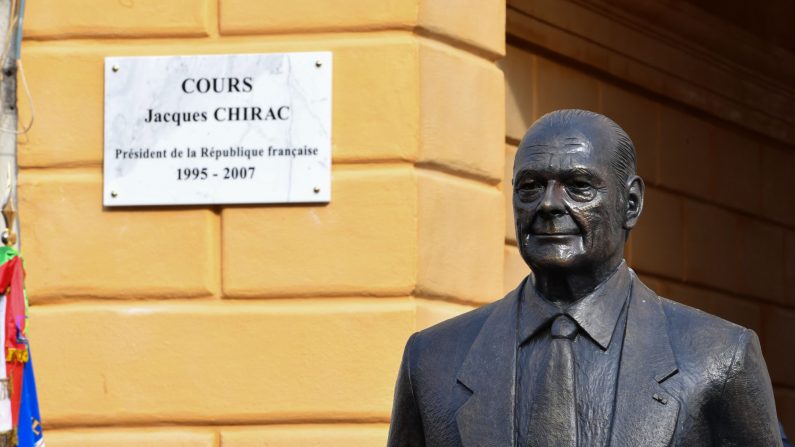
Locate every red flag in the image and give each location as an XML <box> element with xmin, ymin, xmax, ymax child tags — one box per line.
<box><xmin>0</xmin><ymin>256</ymin><xmax>26</xmax><ymax>429</ymax></box>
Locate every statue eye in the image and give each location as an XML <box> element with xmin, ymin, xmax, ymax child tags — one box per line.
<box><xmin>566</xmin><ymin>180</ymin><xmax>596</xmax><ymax>201</ymax></box>
<box><xmin>572</xmin><ymin>181</ymin><xmax>590</xmax><ymax>189</ymax></box>
<box><xmin>515</xmin><ymin>180</ymin><xmax>543</xmax><ymax>200</ymax></box>
<box><xmin>517</xmin><ymin>179</ymin><xmax>539</xmax><ymax>190</ymax></box>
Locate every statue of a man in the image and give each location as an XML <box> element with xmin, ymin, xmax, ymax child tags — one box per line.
<box><xmin>387</xmin><ymin>109</ymin><xmax>782</xmax><ymax>446</ymax></box>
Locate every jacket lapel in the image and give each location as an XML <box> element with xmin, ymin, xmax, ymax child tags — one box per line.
<box><xmin>455</xmin><ymin>282</ymin><xmax>522</xmax><ymax>447</ymax></box>
<box><xmin>610</xmin><ymin>274</ymin><xmax>680</xmax><ymax>447</ymax></box>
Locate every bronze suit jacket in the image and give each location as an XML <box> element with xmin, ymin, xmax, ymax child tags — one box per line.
<box><xmin>387</xmin><ymin>274</ymin><xmax>782</xmax><ymax>447</ymax></box>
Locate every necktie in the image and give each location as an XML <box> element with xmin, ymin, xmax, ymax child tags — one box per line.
<box><xmin>528</xmin><ymin>314</ymin><xmax>578</xmax><ymax>447</ymax></box>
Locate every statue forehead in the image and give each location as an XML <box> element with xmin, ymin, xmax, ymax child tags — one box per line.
<box><xmin>515</xmin><ymin>119</ymin><xmax>615</xmax><ymax>171</ymax></box>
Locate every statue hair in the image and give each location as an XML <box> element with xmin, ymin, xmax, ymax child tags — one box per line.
<box><xmin>522</xmin><ymin>109</ymin><xmax>637</xmax><ymax>187</ymax></box>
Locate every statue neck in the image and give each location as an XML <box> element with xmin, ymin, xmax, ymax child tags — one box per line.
<box><xmin>532</xmin><ymin>255</ymin><xmax>624</xmax><ymax>306</ymax></box>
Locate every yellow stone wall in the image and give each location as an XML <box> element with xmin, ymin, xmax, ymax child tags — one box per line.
<box><xmin>18</xmin><ymin>0</ymin><xmax>795</xmax><ymax>443</ymax></box>
<box><xmin>19</xmin><ymin>0</ymin><xmax>504</xmax><ymax>445</ymax></box>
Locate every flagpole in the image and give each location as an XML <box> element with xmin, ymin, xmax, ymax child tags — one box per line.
<box><xmin>0</xmin><ymin>0</ymin><xmax>19</xmax><ymax>252</ymax></box>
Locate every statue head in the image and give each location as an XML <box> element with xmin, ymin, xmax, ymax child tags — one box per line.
<box><xmin>513</xmin><ymin>109</ymin><xmax>644</xmax><ymax>278</ymax></box>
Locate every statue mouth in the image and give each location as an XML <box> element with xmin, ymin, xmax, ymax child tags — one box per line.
<box><xmin>529</xmin><ymin>218</ymin><xmax>580</xmax><ymax>236</ymax></box>
<box><xmin>532</xmin><ymin>231</ymin><xmax>579</xmax><ymax>236</ymax></box>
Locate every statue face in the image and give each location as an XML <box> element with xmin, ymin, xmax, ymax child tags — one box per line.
<box><xmin>513</xmin><ymin>124</ymin><xmax>628</xmax><ymax>274</ymax></box>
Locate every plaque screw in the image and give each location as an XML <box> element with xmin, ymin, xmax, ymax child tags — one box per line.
<box><xmin>313</xmin><ymin>186</ymin><xmax>321</xmax><ymax>193</ymax></box>
<box><xmin>112</xmin><ymin>65</ymin><xmax>120</xmax><ymax>72</ymax></box>
<box><xmin>110</xmin><ymin>191</ymin><xmax>118</xmax><ymax>198</ymax></box>
<box><xmin>315</xmin><ymin>61</ymin><xmax>322</xmax><ymax>68</ymax></box>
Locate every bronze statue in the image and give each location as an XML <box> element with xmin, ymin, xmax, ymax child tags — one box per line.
<box><xmin>388</xmin><ymin>110</ymin><xmax>782</xmax><ymax>446</ymax></box>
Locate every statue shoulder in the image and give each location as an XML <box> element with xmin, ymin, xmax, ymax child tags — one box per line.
<box><xmin>658</xmin><ymin>295</ymin><xmax>750</xmax><ymax>336</ymax></box>
<box><xmin>407</xmin><ymin>293</ymin><xmax>514</xmax><ymax>370</ymax></box>
<box><xmin>414</xmin><ymin>298</ymin><xmax>502</xmax><ymax>346</ymax></box>
<box><xmin>656</xmin><ymin>294</ymin><xmax>753</xmax><ymax>367</ymax></box>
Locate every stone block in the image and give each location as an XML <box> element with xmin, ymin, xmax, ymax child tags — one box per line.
<box><xmin>628</xmin><ymin>187</ymin><xmax>684</xmax><ymax>280</ymax></box>
<box><xmin>658</xmin><ymin>280</ymin><xmax>709</xmax><ymax>310</ymax></box>
<box><xmin>735</xmin><ymin>216</ymin><xmax>785</xmax><ymax>303</ymax></box>
<box><xmin>19</xmin><ymin>170</ymin><xmax>219</xmax><ymax>301</ymax></box>
<box><xmin>658</xmin><ymin>107</ymin><xmax>711</xmax><ymax>196</ymax></box>
<box><xmin>220</xmin><ymin>0</ymin><xmax>415</xmax><ymax>36</ymax></box>
<box><xmin>762</xmin><ymin>306</ymin><xmax>795</xmax><ymax>388</ymax></box>
<box><xmin>662</xmin><ymin>281</ymin><xmax>761</xmax><ymax>334</ymax></box>
<box><xmin>636</xmin><ymin>274</ymin><xmax>664</xmax><ymax>295</ymax></box>
<box><xmin>709</xmin><ymin>128</ymin><xmax>762</xmax><ymax>214</ymax></box>
<box><xmin>418</xmin><ymin>0</ymin><xmax>505</xmax><ymax>57</ymax></box>
<box><xmin>417</xmin><ymin>170</ymin><xmax>503</xmax><ymax>303</ymax></box>
<box><xmin>28</xmin><ymin>299</ymin><xmax>414</xmax><ymax>425</ymax></box>
<box><xmin>601</xmin><ymin>84</ymin><xmax>659</xmax><ymax>184</ymax></box>
<box><xmin>760</xmin><ymin>146</ymin><xmax>795</xmax><ymax>227</ymax></box>
<box><xmin>43</xmin><ymin>429</ymin><xmax>215</xmax><ymax>447</ymax></box>
<box><xmin>221</xmin><ymin>424</ymin><xmax>389</xmax><ymax>447</ymax></box>
<box><xmin>223</xmin><ymin>166</ymin><xmax>416</xmax><ymax>298</ymax></box>
<box><xmin>786</xmin><ymin>231</ymin><xmax>795</xmax><ymax>306</ymax></box>
<box><xmin>501</xmin><ymin>45</ymin><xmax>536</xmax><ymax>142</ymax></box>
<box><xmin>504</xmin><ymin>245</ymin><xmax>529</xmax><ymax>295</ymax></box>
<box><xmin>683</xmin><ymin>200</ymin><xmax>742</xmax><ymax>292</ymax></box>
<box><xmin>19</xmin><ymin>47</ymin><xmax>104</xmax><ymax>167</ymax></box>
<box><xmin>504</xmin><ymin>144</ymin><xmax>518</xmax><ymax>243</ymax></box>
<box><xmin>220</xmin><ymin>0</ymin><xmax>505</xmax><ymax>57</ymax></box>
<box><xmin>416</xmin><ymin>298</ymin><xmax>476</xmax><ymax>331</ymax></box>
<box><xmin>26</xmin><ymin>0</ymin><xmax>209</xmax><ymax>38</ymax></box>
<box><xmin>419</xmin><ymin>41</ymin><xmax>504</xmax><ymax>183</ymax></box>
<box><xmin>333</xmin><ymin>37</ymin><xmax>420</xmax><ymax>163</ymax></box>
<box><xmin>535</xmin><ymin>57</ymin><xmax>600</xmax><ymax>118</ymax></box>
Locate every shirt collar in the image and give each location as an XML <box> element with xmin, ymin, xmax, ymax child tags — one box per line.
<box><xmin>518</xmin><ymin>260</ymin><xmax>631</xmax><ymax>350</ymax></box>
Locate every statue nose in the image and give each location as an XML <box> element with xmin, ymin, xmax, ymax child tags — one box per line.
<box><xmin>538</xmin><ymin>181</ymin><xmax>566</xmax><ymax>216</ymax></box>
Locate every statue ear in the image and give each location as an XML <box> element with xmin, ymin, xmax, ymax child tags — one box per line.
<box><xmin>623</xmin><ymin>175</ymin><xmax>644</xmax><ymax>230</ymax></box>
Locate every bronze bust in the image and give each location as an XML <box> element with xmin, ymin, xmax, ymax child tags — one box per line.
<box><xmin>388</xmin><ymin>110</ymin><xmax>781</xmax><ymax>446</ymax></box>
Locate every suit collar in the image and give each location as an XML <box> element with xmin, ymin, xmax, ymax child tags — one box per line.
<box><xmin>519</xmin><ymin>261</ymin><xmax>632</xmax><ymax>350</ymax></box>
<box><xmin>609</xmin><ymin>271</ymin><xmax>680</xmax><ymax>446</ymax></box>
<box><xmin>517</xmin><ymin>278</ymin><xmax>557</xmax><ymax>344</ymax></box>
<box><xmin>568</xmin><ymin>261</ymin><xmax>631</xmax><ymax>349</ymax></box>
<box><xmin>455</xmin><ymin>281</ymin><xmax>522</xmax><ymax>447</ymax></box>
<box><xmin>623</xmin><ymin>271</ymin><xmax>678</xmax><ymax>382</ymax></box>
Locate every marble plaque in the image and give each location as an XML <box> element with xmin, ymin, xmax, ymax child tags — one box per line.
<box><xmin>103</xmin><ymin>52</ymin><xmax>332</xmax><ymax>206</ymax></box>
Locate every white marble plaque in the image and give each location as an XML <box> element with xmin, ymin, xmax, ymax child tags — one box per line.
<box><xmin>103</xmin><ymin>52</ymin><xmax>332</xmax><ymax>206</ymax></box>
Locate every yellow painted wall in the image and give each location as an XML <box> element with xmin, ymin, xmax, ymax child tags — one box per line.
<box><xmin>18</xmin><ymin>0</ymin><xmax>505</xmax><ymax>445</ymax></box>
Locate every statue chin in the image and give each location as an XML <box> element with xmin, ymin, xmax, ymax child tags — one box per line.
<box><xmin>520</xmin><ymin>234</ymin><xmax>587</xmax><ymax>272</ymax></box>
<box><xmin>520</xmin><ymin>248</ymin><xmax>586</xmax><ymax>274</ymax></box>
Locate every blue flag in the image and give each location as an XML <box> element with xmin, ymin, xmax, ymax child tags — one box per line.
<box><xmin>16</xmin><ymin>346</ymin><xmax>43</xmax><ymax>447</ymax></box>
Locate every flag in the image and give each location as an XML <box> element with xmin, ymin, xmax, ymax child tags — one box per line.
<box><xmin>17</xmin><ymin>350</ymin><xmax>42</xmax><ymax>447</ymax></box>
<box><xmin>0</xmin><ymin>246</ymin><xmax>43</xmax><ymax>446</ymax></box>
<box><xmin>0</xmin><ymin>290</ymin><xmax>11</xmax><ymax>446</ymax></box>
